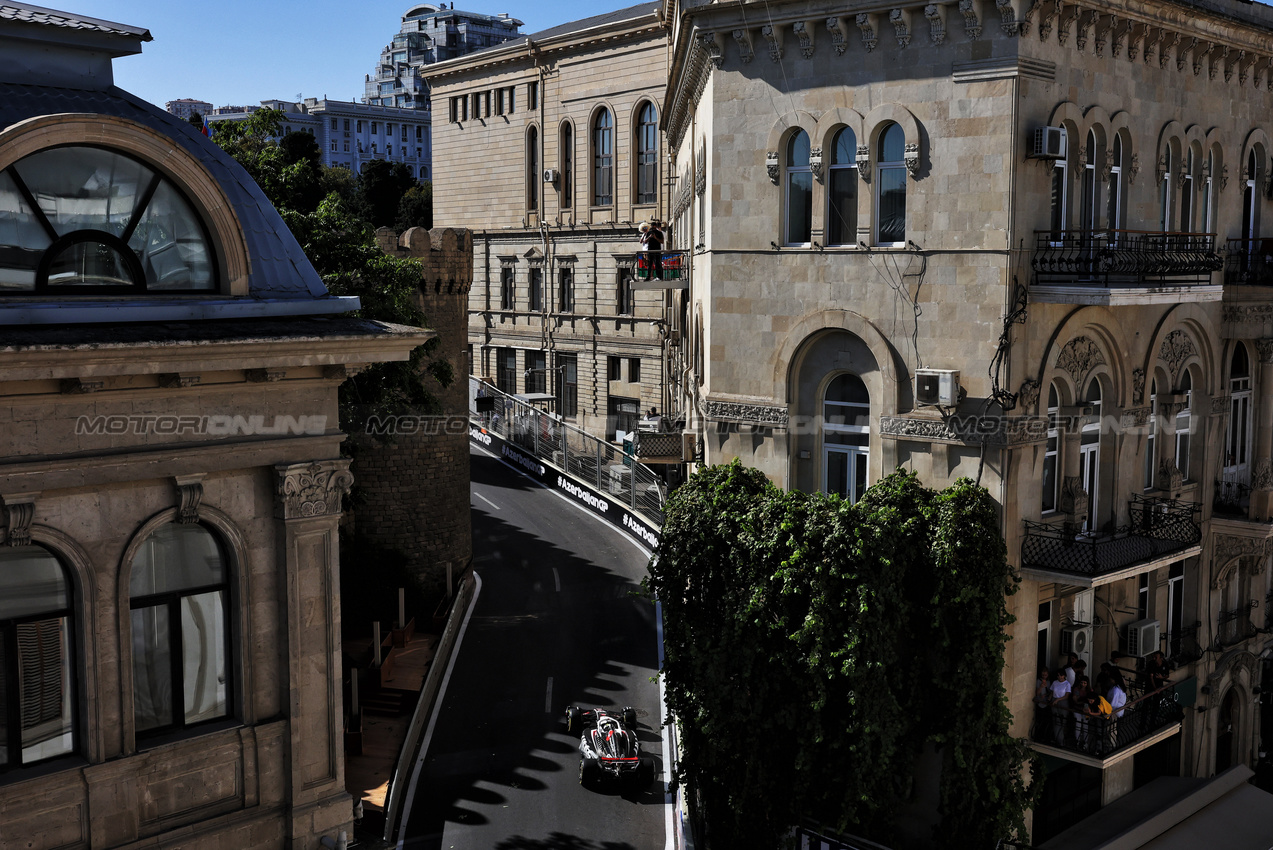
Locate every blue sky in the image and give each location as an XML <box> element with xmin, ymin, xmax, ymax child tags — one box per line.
<box><xmin>65</xmin><ymin>1</ymin><xmax>591</xmax><ymax>109</ymax></box>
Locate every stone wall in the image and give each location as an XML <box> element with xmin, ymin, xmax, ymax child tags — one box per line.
<box><xmin>352</xmin><ymin>227</ymin><xmax>474</xmax><ymax>597</ymax></box>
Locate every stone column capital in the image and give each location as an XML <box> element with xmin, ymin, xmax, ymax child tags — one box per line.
<box><xmin>1256</xmin><ymin>338</ymin><xmax>1273</xmax><ymax>364</ymax></box>
<box><xmin>275</xmin><ymin>460</ymin><xmax>353</xmax><ymax>521</ymax></box>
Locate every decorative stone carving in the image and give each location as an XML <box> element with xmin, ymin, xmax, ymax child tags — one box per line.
<box><xmin>1160</xmin><ymin>330</ymin><xmax>1196</xmax><ymax>382</ymax></box>
<box><xmin>1101</xmin><ymin>148</ymin><xmax>1115</xmax><ymax>182</ymax></box>
<box><xmin>1128</xmin><ymin>153</ymin><xmax>1140</xmax><ymax>185</ymax></box>
<box><xmin>1056</xmin><ymin>336</ymin><xmax>1107</xmax><ymax>384</ymax></box>
<box><xmin>1121</xmin><ymin>407</ymin><xmax>1152</xmax><ymax>428</ymax></box>
<box><xmin>159</xmin><ymin>373</ymin><xmax>201</xmax><ymax>388</ymax></box>
<box><xmin>275</xmin><ymin>460</ymin><xmax>354</xmax><ymax>520</ymax></box>
<box><xmin>959</xmin><ymin>0</ymin><xmax>982</xmax><ymax>40</ymax></box>
<box><xmin>1126</xmin><ymin>21</ymin><xmax>1143</xmax><ymax>61</ymax></box>
<box><xmin>1212</xmin><ymin>534</ymin><xmax>1273</xmax><ymax>583</ymax></box>
<box><xmin>1018</xmin><ymin>377</ymin><xmax>1041</xmax><ymax>410</ymax></box>
<box><xmin>60</xmin><ymin>378</ymin><xmax>104</xmax><ymax>394</ymax></box>
<box><xmin>1158</xmin><ymin>458</ymin><xmax>1184</xmax><ymax>494</ymax></box>
<box><xmin>1057</xmin><ymin>5</ymin><xmax>1079</xmax><ymax>46</ymax></box>
<box><xmin>826</xmin><ymin>17</ymin><xmax>849</xmax><ymax>55</ymax></box>
<box><xmin>761</xmin><ymin>24</ymin><xmax>783</xmax><ymax>61</ymax></box>
<box><xmin>246</xmin><ymin>369</ymin><xmax>286</xmax><ymax>383</ymax></box>
<box><xmin>1142</xmin><ymin>27</ymin><xmax>1161</xmax><ymax>65</ymax></box>
<box><xmin>1078</xmin><ymin>143</ymin><xmax>1089</xmax><ymax>171</ymax></box>
<box><xmin>1177</xmin><ymin>36</ymin><xmax>1197</xmax><ymax>73</ymax></box>
<box><xmin>1234</xmin><ymin>50</ymin><xmax>1248</xmax><ymax>85</ymax></box>
<box><xmin>1111</xmin><ymin>18</ymin><xmax>1131</xmax><ymax>57</ymax></box>
<box><xmin>732</xmin><ymin>28</ymin><xmax>754</xmax><ymax>63</ymax></box>
<box><xmin>1160</xmin><ymin>32</ymin><xmax>1180</xmax><ymax>70</ymax></box>
<box><xmin>890</xmin><ymin>9</ymin><xmax>911</xmax><ymax>47</ymax></box>
<box><xmin>1075</xmin><ymin>9</ymin><xmax>1096</xmax><ymax>52</ymax></box>
<box><xmin>1253</xmin><ymin>56</ymin><xmax>1268</xmax><ymax>90</ymax></box>
<box><xmin>697</xmin><ymin>32</ymin><xmax>723</xmax><ymax>69</ymax></box>
<box><xmin>904</xmin><ymin>142</ymin><xmax>921</xmax><ymax>178</ymax></box>
<box><xmin>857</xmin><ymin>13</ymin><xmax>878</xmax><ymax>52</ymax></box>
<box><xmin>1193</xmin><ymin>41</ymin><xmax>1213</xmax><ymax>77</ymax></box>
<box><xmin>1210</xmin><ymin>394</ymin><xmax>1230</xmax><ymax>415</ymax></box>
<box><xmin>1036</xmin><ymin>0</ymin><xmax>1060</xmax><ymax>41</ymax></box>
<box><xmin>703</xmin><ymin>400</ymin><xmax>790</xmax><ymax>427</ymax></box>
<box><xmin>1219</xmin><ymin>163</ymin><xmax>1229</xmax><ymax>192</ymax></box>
<box><xmin>1</xmin><ymin>493</ymin><xmax>37</xmax><ymax>548</ymax></box>
<box><xmin>878</xmin><ymin>415</ymin><xmax>1049</xmax><ymax>446</ymax></box>
<box><xmin>809</xmin><ymin>147</ymin><xmax>823</xmax><ymax>179</ymax></box>
<box><xmin>1155</xmin><ymin>153</ymin><xmax>1168</xmax><ymax>184</ymax></box>
<box><xmin>856</xmin><ymin>145</ymin><xmax>872</xmax><ymax>182</ymax></box>
<box><xmin>1132</xmin><ymin>367</ymin><xmax>1146</xmax><ymax>405</ymax></box>
<box><xmin>1060</xmin><ymin>476</ymin><xmax>1088</xmax><ymax>518</ymax></box>
<box><xmin>1256</xmin><ymin>338</ymin><xmax>1273</xmax><ymax>363</ymax></box>
<box><xmin>996</xmin><ymin>0</ymin><xmax>1020</xmax><ymax>36</ymax></box>
<box><xmin>174</xmin><ymin>474</ymin><xmax>205</xmax><ymax>524</ymax></box>
<box><xmin>925</xmin><ymin>4</ymin><xmax>946</xmax><ymax>44</ymax></box>
<box><xmin>766</xmin><ymin>150</ymin><xmax>780</xmax><ymax>182</ymax></box>
<box><xmin>793</xmin><ymin>21</ymin><xmax>814</xmax><ymax>58</ymax></box>
<box><xmin>1094</xmin><ymin>13</ymin><xmax>1112</xmax><ymax>56</ymax></box>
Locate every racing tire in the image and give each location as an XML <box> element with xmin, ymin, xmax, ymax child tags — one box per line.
<box><xmin>622</xmin><ymin>706</ymin><xmax>637</xmax><ymax>728</ymax></box>
<box><xmin>637</xmin><ymin>757</ymin><xmax>656</xmax><ymax>788</ymax></box>
<box><xmin>579</xmin><ymin>756</ymin><xmax>600</xmax><ymax>787</ymax></box>
<box><xmin>566</xmin><ymin>705</ymin><xmax>581</xmax><ymax>735</ymax></box>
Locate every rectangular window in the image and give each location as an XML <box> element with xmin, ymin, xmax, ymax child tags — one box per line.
<box><xmin>1145</xmin><ymin>389</ymin><xmax>1158</xmax><ymax>489</ymax></box>
<box><xmin>1137</xmin><ymin>574</ymin><xmax>1150</xmax><ymax>621</ymax></box>
<box><xmin>330</xmin><ymin>118</ymin><xmax>338</xmax><ymax>129</ymax></box>
<box><xmin>402</xmin><ymin>125</ymin><xmax>408</xmax><ymax>141</ymax></box>
<box><xmin>500</xmin><ymin>266</ymin><xmax>515</xmax><ymax>310</ymax></box>
<box><xmin>558</xmin><ymin>267</ymin><xmax>573</xmax><ymax>312</ymax></box>
<box><xmin>628</xmin><ymin>357</ymin><xmax>640</xmax><ymax>384</ymax></box>
<box><xmin>331</xmin><ymin>142</ymin><xmax>337</xmax><ymax>152</ymax></box>
<box><xmin>1036</xmin><ymin>600</ymin><xmax>1052</xmax><ymax>676</ymax></box>
<box><xmin>556</xmin><ymin>353</ymin><xmax>578</xmax><ymax>418</ymax></box>
<box><xmin>1167</xmin><ymin>561</ymin><xmax>1185</xmax><ymax>658</ymax></box>
<box><xmin>608</xmin><ymin>356</ymin><xmax>622</xmax><ymax>382</ymax></box>
<box><xmin>496</xmin><ymin>348</ymin><xmax>517</xmax><ymax>393</ymax></box>
<box><xmin>357</xmin><ymin>120</ymin><xmax>363</xmax><ymax>132</ymax></box>
<box><xmin>528</xmin><ymin>80</ymin><xmax>539</xmax><ymax>111</ymax></box>
<box><xmin>528</xmin><ymin>267</ymin><xmax>542</xmax><ymax>312</ymax></box>
<box><xmin>471</xmin><ymin>93</ymin><xmax>481</xmax><ymax>118</ymax></box>
<box><xmin>344</xmin><ymin>119</ymin><xmax>350</xmax><ymax>131</ymax></box>
<box><xmin>525</xmin><ymin>350</ymin><xmax>546</xmax><ymax>394</ymax></box>
<box><xmin>495</xmin><ymin>88</ymin><xmax>505</xmax><ymax>115</ymax></box>
<box><xmin>1042</xmin><ymin>403</ymin><xmax>1058</xmax><ymax>513</ymax></box>
<box><xmin>617</xmin><ymin>266</ymin><xmax>634</xmax><ymax>315</ymax></box>
<box><xmin>371</xmin><ymin>122</ymin><xmax>378</xmax><ymax>133</ymax></box>
<box><xmin>450</xmin><ymin>98</ymin><xmax>459</xmax><ymax>123</ymax></box>
<box><xmin>876</xmin><ymin>166</ymin><xmax>906</xmax><ymax>245</ymax></box>
<box><xmin>608</xmin><ymin>395</ymin><xmax>640</xmax><ymax>439</ymax></box>
<box><xmin>344</xmin><ymin>141</ymin><xmax>349</xmax><ymax>152</ymax></box>
<box><xmin>1050</xmin><ymin>158</ymin><xmax>1067</xmax><ymax>242</ymax></box>
<box><xmin>508</xmin><ymin>86</ymin><xmax>515</xmax><ymax>113</ymax></box>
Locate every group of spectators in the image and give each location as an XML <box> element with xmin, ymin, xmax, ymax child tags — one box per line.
<box><xmin>1035</xmin><ymin>652</ymin><xmax>1148</xmax><ymax>753</ymax></box>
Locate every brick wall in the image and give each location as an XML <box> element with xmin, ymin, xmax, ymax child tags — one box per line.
<box><xmin>353</xmin><ymin>227</ymin><xmax>473</xmax><ymax>598</ymax></box>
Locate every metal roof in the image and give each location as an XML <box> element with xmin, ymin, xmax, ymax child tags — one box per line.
<box><xmin>0</xmin><ymin>1</ymin><xmax>150</xmax><ymax>39</ymax></box>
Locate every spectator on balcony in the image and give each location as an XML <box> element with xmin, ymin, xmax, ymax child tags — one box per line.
<box><xmin>1070</xmin><ymin>675</ymin><xmax>1092</xmax><ymax>746</ymax></box>
<box><xmin>1062</xmin><ymin>652</ymin><xmax>1079</xmax><ymax>686</ymax></box>
<box><xmin>1083</xmin><ymin>690</ymin><xmax>1114</xmax><ymax>753</ymax></box>
<box><xmin>639</xmin><ymin>220</ymin><xmax>664</xmax><ymax>279</ymax></box>
<box><xmin>1034</xmin><ymin>668</ymin><xmax>1054</xmax><ymax>710</ymax></box>
<box><xmin>1107</xmin><ymin>674</ymin><xmax>1127</xmax><ymax>720</ymax></box>
<box><xmin>1145</xmin><ymin>651</ymin><xmax>1170</xmax><ymax>692</ymax></box>
<box><xmin>1049</xmin><ymin>667</ymin><xmax>1072</xmax><ymax>744</ymax></box>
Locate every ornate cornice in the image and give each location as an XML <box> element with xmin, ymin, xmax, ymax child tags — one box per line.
<box><xmin>890</xmin><ymin>8</ymin><xmax>912</xmax><ymax>47</ymax></box>
<box><xmin>0</xmin><ymin>492</ymin><xmax>38</xmax><ymax>547</ymax></box>
<box><xmin>826</xmin><ymin>16</ymin><xmax>849</xmax><ymax>55</ymax></box>
<box><xmin>793</xmin><ymin>21</ymin><xmax>814</xmax><ymax>58</ymax></box>
<box><xmin>959</xmin><ymin>0</ymin><xmax>982</xmax><ymax>40</ymax></box>
<box><xmin>703</xmin><ymin>399</ymin><xmax>790</xmax><ymax>427</ymax></box>
<box><xmin>857</xmin><ymin>12</ymin><xmax>878</xmax><ymax>52</ymax></box>
<box><xmin>878</xmin><ymin>415</ymin><xmax>1048</xmax><ymax>445</ymax></box>
<box><xmin>761</xmin><ymin>23</ymin><xmax>783</xmax><ymax>61</ymax></box>
<box><xmin>275</xmin><ymin>460</ymin><xmax>353</xmax><ymax>520</ymax></box>
<box><xmin>925</xmin><ymin>4</ymin><xmax>946</xmax><ymax>44</ymax></box>
<box><xmin>1121</xmin><ymin>406</ymin><xmax>1151</xmax><ymax>428</ymax></box>
<box><xmin>733</xmin><ymin>28</ymin><xmax>754</xmax><ymax>63</ymax></box>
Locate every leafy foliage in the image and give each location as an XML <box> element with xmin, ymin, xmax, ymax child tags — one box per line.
<box><xmin>647</xmin><ymin>462</ymin><xmax>1040</xmax><ymax>848</ymax></box>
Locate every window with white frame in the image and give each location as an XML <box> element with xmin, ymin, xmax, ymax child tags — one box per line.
<box><xmin>822</xmin><ymin>373</ymin><xmax>870</xmax><ymax>503</ymax></box>
<box><xmin>1106</xmin><ymin>134</ymin><xmax>1123</xmax><ymax>231</ymax></box>
<box><xmin>1080</xmin><ymin>379</ymin><xmax>1101</xmax><ymax>532</ymax></box>
<box><xmin>593</xmin><ymin>109</ymin><xmax>613</xmax><ymax>207</ymax></box>
<box><xmin>1243</xmin><ymin>149</ymin><xmax>1259</xmax><ymax>246</ymax></box>
<box><xmin>1082</xmin><ymin>129</ymin><xmax>1099</xmax><ymax>234</ymax></box>
<box><xmin>526</xmin><ymin>126</ymin><xmax>539</xmax><ymax>212</ymax></box>
<box><xmin>636</xmin><ymin>103</ymin><xmax>658</xmax><ymax>206</ymax></box>
<box><xmin>874</xmin><ymin>123</ymin><xmax>906</xmax><ymax>245</ymax></box>
<box><xmin>1175</xmin><ymin>370</ymin><xmax>1192</xmax><ymax>480</ymax></box>
<box><xmin>1226</xmin><ymin>345</ymin><xmax>1252</xmax><ymax>483</ymax></box>
<box><xmin>784</xmin><ymin>130</ymin><xmax>813</xmax><ymax>246</ymax></box>
<box><xmin>1144</xmin><ymin>379</ymin><xmax>1158</xmax><ymax>490</ymax></box>
<box><xmin>1043</xmin><ymin>384</ymin><xmax>1060</xmax><ymax>513</ymax></box>
<box><xmin>1160</xmin><ymin>145</ymin><xmax>1173</xmax><ymax>232</ymax></box>
<box><xmin>1049</xmin><ymin>130</ymin><xmax>1068</xmax><ymax>243</ymax></box>
<box><xmin>1202</xmin><ymin>149</ymin><xmax>1215</xmax><ymax>233</ymax></box>
<box><xmin>826</xmin><ymin>127</ymin><xmax>858</xmax><ymax>246</ymax></box>
<box><xmin>1181</xmin><ymin>148</ymin><xmax>1195</xmax><ymax>232</ymax></box>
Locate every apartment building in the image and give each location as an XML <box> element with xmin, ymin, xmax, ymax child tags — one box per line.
<box><xmin>424</xmin><ymin>3</ymin><xmax>672</xmax><ymax>440</ymax></box>
<box><xmin>665</xmin><ymin>0</ymin><xmax>1273</xmax><ymax>841</ymax></box>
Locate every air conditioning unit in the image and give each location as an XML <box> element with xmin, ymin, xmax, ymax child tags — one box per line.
<box><xmin>1031</xmin><ymin>126</ymin><xmax>1067</xmax><ymax>159</ymax></box>
<box><xmin>915</xmin><ymin>369</ymin><xmax>961</xmax><ymax>407</ymax></box>
<box><xmin>1060</xmin><ymin>624</ymin><xmax>1092</xmax><ymax>660</ymax></box>
<box><xmin>1125</xmin><ymin>618</ymin><xmax>1160</xmax><ymax>657</ymax></box>
<box><xmin>542</xmin><ymin>167</ymin><xmax>559</xmax><ymax>184</ymax></box>
<box><xmin>681</xmin><ymin>431</ymin><xmax>698</xmax><ymax>463</ymax></box>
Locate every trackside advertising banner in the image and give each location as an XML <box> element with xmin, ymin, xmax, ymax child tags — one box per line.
<box><xmin>470</xmin><ymin>425</ymin><xmax>662</xmax><ymax>549</ymax></box>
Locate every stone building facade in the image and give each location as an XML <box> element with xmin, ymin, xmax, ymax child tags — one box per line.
<box><xmin>0</xmin><ymin>5</ymin><xmax>430</xmax><ymax>848</ymax></box>
<box><xmin>666</xmin><ymin>0</ymin><xmax>1273</xmax><ymax>840</ymax></box>
<box><xmin>422</xmin><ymin>3</ymin><xmax>674</xmax><ymax>439</ymax></box>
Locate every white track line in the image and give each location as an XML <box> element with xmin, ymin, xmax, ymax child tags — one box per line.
<box><xmin>474</xmin><ymin>491</ymin><xmax>500</xmax><ymax>510</ymax></box>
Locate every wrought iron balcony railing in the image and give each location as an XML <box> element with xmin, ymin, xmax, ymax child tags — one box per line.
<box><xmin>1021</xmin><ymin>496</ymin><xmax>1201</xmax><ymax>579</ymax></box>
<box><xmin>1167</xmin><ymin>622</ymin><xmax>1204</xmax><ymax>665</ymax></box>
<box><xmin>1223</xmin><ymin>237</ymin><xmax>1273</xmax><ymax>286</ymax></box>
<box><xmin>1218</xmin><ymin>600</ymin><xmax>1259</xmax><ymax>647</ymax></box>
<box><xmin>1033</xmin><ymin>229</ymin><xmax>1222</xmax><ymax>286</ymax></box>
<box><xmin>1031</xmin><ymin>681</ymin><xmax>1184</xmax><ymax>760</ymax></box>
<box><xmin>1214</xmin><ymin>467</ymin><xmax>1252</xmax><ymax>516</ymax></box>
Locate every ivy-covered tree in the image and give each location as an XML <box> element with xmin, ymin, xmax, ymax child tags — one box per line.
<box><xmin>647</xmin><ymin>462</ymin><xmax>1039</xmax><ymax>849</ymax></box>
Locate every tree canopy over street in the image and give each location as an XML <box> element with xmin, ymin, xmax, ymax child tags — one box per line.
<box><xmin>647</xmin><ymin>462</ymin><xmax>1041</xmax><ymax>848</ymax></box>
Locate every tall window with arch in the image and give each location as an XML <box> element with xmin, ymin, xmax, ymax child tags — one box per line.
<box><xmin>1242</xmin><ymin>149</ymin><xmax>1259</xmax><ymax>249</ymax></box>
<box><xmin>1175</xmin><ymin>370</ymin><xmax>1193</xmax><ymax>480</ymax></box>
<box><xmin>560</xmin><ymin>122</ymin><xmax>573</xmax><ymax>208</ymax></box>
<box><xmin>784</xmin><ymin>130</ymin><xmax>813</xmax><ymax>246</ymax></box>
<box><xmin>1225</xmin><ymin>345</ymin><xmax>1252</xmax><ymax>493</ymax></box>
<box><xmin>636</xmin><ymin>103</ymin><xmax>658</xmax><ymax>205</ymax></box>
<box><xmin>1201</xmin><ymin>148</ymin><xmax>1215</xmax><ymax>234</ymax></box>
<box><xmin>1049</xmin><ymin>130</ymin><xmax>1068</xmax><ymax>243</ymax></box>
<box><xmin>592</xmin><ymin>109</ymin><xmax>613</xmax><ymax>207</ymax></box>
<box><xmin>1144</xmin><ymin>378</ymin><xmax>1158</xmax><ymax>490</ymax></box>
<box><xmin>1043</xmin><ymin>384</ymin><xmax>1060</xmax><ymax>513</ymax></box>
<box><xmin>1180</xmin><ymin>147</ymin><xmax>1195</xmax><ymax>232</ymax></box>
<box><xmin>1106</xmin><ymin>134</ymin><xmax>1123</xmax><ymax>233</ymax></box>
<box><xmin>526</xmin><ymin>126</ymin><xmax>539</xmax><ymax>212</ymax></box>
<box><xmin>1160</xmin><ymin>145</ymin><xmax>1174</xmax><ymax>232</ymax></box>
<box><xmin>130</xmin><ymin>523</ymin><xmax>232</xmax><ymax>736</ymax></box>
<box><xmin>822</xmin><ymin>373</ymin><xmax>870</xmax><ymax>503</ymax></box>
<box><xmin>1080</xmin><ymin>379</ymin><xmax>1101</xmax><ymax>532</ymax></box>
<box><xmin>826</xmin><ymin>127</ymin><xmax>858</xmax><ymax>246</ymax></box>
<box><xmin>875</xmin><ymin>123</ymin><xmax>906</xmax><ymax>245</ymax></box>
<box><xmin>1082</xmin><ymin>130</ymin><xmax>1099</xmax><ymax>234</ymax></box>
<box><xmin>0</xmin><ymin>545</ymin><xmax>76</xmax><ymax>769</ymax></box>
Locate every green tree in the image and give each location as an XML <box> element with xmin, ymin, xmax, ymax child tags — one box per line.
<box><xmin>647</xmin><ymin>462</ymin><xmax>1040</xmax><ymax>849</ymax></box>
<box><xmin>279</xmin><ymin>129</ymin><xmax>322</xmax><ymax>167</ymax></box>
<box><xmin>394</xmin><ymin>182</ymin><xmax>433</xmax><ymax>232</ymax></box>
<box><xmin>358</xmin><ymin>159</ymin><xmax>418</xmax><ymax>228</ymax></box>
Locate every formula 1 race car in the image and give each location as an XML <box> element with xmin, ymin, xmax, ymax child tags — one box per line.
<box><xmin>565</xmin><ymin>705</ymin><xmax>656</xmax><ymax>788</ymax></box>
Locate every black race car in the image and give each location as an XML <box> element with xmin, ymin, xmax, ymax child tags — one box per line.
<box><xmin>565</xmin><ymin>705</ymin><xmax>656</xmax><ymax>788</ymax></box>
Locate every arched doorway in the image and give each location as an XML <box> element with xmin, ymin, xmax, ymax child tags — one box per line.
<box><xmin>1216</xmin><ymin>688</ymin><xmax>1241</xmax><ymax>772</ymax></box>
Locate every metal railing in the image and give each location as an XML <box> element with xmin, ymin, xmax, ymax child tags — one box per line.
<box><xmin>1217</xmin><ymin>600</ymin><xmax>1259</xmax><ymax>647</ymax></box>
<box><xmin>1033</xmin><ymin>229</ymin><xmax>1222</xmax><ymax>286</ymax></box>
<box><xmin>1167</xmin><ymin>622</ymin><xmax>1203</xmax><ymax>665</ymax></box>
<box><xmin>632</xmin><ymin>250</ymin><xmax>689</xmax><ymax>288</ymax></box>
<box><xmin>1224</xmin><ymin>237</ymin><xmax>1273</xmax><ymax>285</ymax></box>
<box><xmin>1021</xmin><ymin>496</ymin><xmax>1201</xmax><ymax>578</ymax></box>
<box><xmin>469</xmin><ymin>377</ymin><xmax>666</xmax><ymax>524</ymax></box>
<box><xmin>1031</xmin><ymin>681</ymin><xmax>1184</xmax><ymax>759</ymax></box>
<box><xmin>1214</xmin><ymin>467</ymin><xmax>1252</xmax><ymax>516</ymax></box>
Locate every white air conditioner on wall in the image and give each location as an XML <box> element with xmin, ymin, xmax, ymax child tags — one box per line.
<box><xmin>1125</xmin><ymin>619</ymin><xmax>1160</xmax><ymax>657</ymax></box>
<box><xmin>1060</xmin><ymin>624</ymin><xmax>1092</xmax><ymax>661</ymax></box>
<box><xmin>542</xmin><ymin>167</ymin><xmax>559</xmax><ymax>184</ymax></box>
<box><xmin>915</xmin><ymin>369</ymin><xmax>960</xmax><ymax>407</ymax></box>
<box><xmin>1031</xmin><ymin>126</ymin><xmax>1067</xmax><ymax>159</ymax></box>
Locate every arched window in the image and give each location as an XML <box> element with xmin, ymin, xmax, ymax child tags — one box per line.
<box><xmin>875</xmin><ymin>123</ymin><xmax>906</xmax><ymax>245</ymax></box>
<box><xmin>1080</xmin><ymin>379</ymin><xmax>1101</xmax><ymax>532</ymax></box>
<box><xmin>130</xmin><ymin>523</ymin><xmax>232</xmax><ymax>736</ymax></box>
<box><xmin>592</xmin><ymin>109</ymin><xmax>613</xmax><ymax>207</ymax></box>
<box><xmin>1049</xmin><ymin>128</ymin><xmax>1069</xmax><ymax>243</ymax></box>
<box><xmin>822</xmin><ymin>373</ymin><xmax>870</xmax><ymax>503</ymax></box>
<box><xmin>1175</xmin><ymin>371</ymin><xmax>1193</xmax><ymax>480</ymax></box>
<box><xmin>636</xmin><ymin>103</ymin><xmax>658</xmax><ymax>205</ymax></box>
<box><xmin>1144</xmin><ymin>378</ymin><xmax>1158</xmax><ymax>490</ymax></box>
<box><xmin>826</xmin><ymin>127</ymin><xmax>858</xmax><ymax>246</ymax></box>
<box><xmin>1160</xmin><ymin>145</ymin><xmax>1174</xmax><ymax>232</ymax></box>
<box><xmin>1180</xmin><ymin>147</ymin><xmax>1195</xmax><ymax>232</ymax></box>
<box><xmin>0</xmin><ymin>545</ymin><xmax>76</xmax><ymax>770</ymax></box>
<box><xmin>1226</xmin><ymin>345</ymin><xmax>1252</xmax><ymax>485</ymax></box>
<box><xmin>1243</xmin><ymin>149</ymin><xmax>1259</xmax><ymax>246</ymax></box>
<box><xmin>784</xmin><ymin>130</ymin><xmax>812</xmax><ymax>246</ymax></box>
<box><xmin>526</xmin><ymin>126</ymin><xmax>539</xmax><ymax>211</ymax></box>
<box><xmin>0</xmin><ymin>146</ymin><xmax>216</xmax><ymax>293</ymax></box>
<box><xmin>1082</xmin><ymin>129</ymin><xmax>1100</xmax><ymax>233</ymax></box>
<box><xmin>1202</xmin><ymin>149</ymin><xmax>1215</xmax><ymax>234</ymax></box>
<box><xmin>1043</xmin><ymin>384</ymin><xmax>1060</xmax><ymax>513</ymax></box>
<box><xmin>560</xmin><ymin>122</ymin><xmax>573</xmax><ymax>209</ymax></box>
<box><xmin>1107</xmin><ymin>134</ymin><xmax>1123</xmax><ymax>231</ymax></box>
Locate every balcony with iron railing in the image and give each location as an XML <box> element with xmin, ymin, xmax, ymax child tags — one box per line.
<box><xmin>1217</xmin><ymin>600</ymin><xmax>1259</xmax><ymax>647</ymax></box>
<box><xmin>1032</xmin><ymin>230</ymin><xmax>1223</xmax><ymax>302</ymax></box>
<box><xmin>1031</xmin><ymin>681</ymin><xmax>1185</xmax><ymax>764</ymax></box>
<box><xmin>631</xmin><ymin>250</ymin><xmax>689</xmax><ymax>290</ymax></box>
<box><xmin>1167</xmin><ymin>622</ymin><xmax>1204</xmax><ymax>665</ymax></box>
<box><xmin>1223</xmin><ymin>238</ymin><xmax>1273</xmax><ymax>286</ymax></box>
<box><xmin>1214</xmin><ymin>467</ymin><xmax>1252</xmax><ymax>517</ymax></box>
<box><xmin>1021</xmin><ymin>496</ymin><xmax>1202</xmax><ymax>586</ymax></box>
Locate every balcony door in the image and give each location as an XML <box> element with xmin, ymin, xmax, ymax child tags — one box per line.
<box><xmin>1080</xmin><ymin>380</ymin><xmax>1101</xmax><ymax>533</ymax></box>
<box><xmin>822</xmin><ymin>373</ymin><xmax>870</xmax><ymax>503</ymax></box>
<box><xmin>1225</xmin><ymin>344</ymin><xmax>1252</xmax><ymax>492</ymax></box>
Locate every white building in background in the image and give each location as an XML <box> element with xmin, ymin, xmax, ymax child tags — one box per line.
<box><xmin>163</xmin><ymin>97</ymin><xmax>211</xmax><ymax>120</ymax></box>
<box><xmin>364</xmin><ymin>4</ymin><xmax>523</xmax><ymax>110</ymax></box>
<box><xmin>208</xmin><ymin>97</ymin><xmax>433</xmax><ymax>178</ymax></box>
